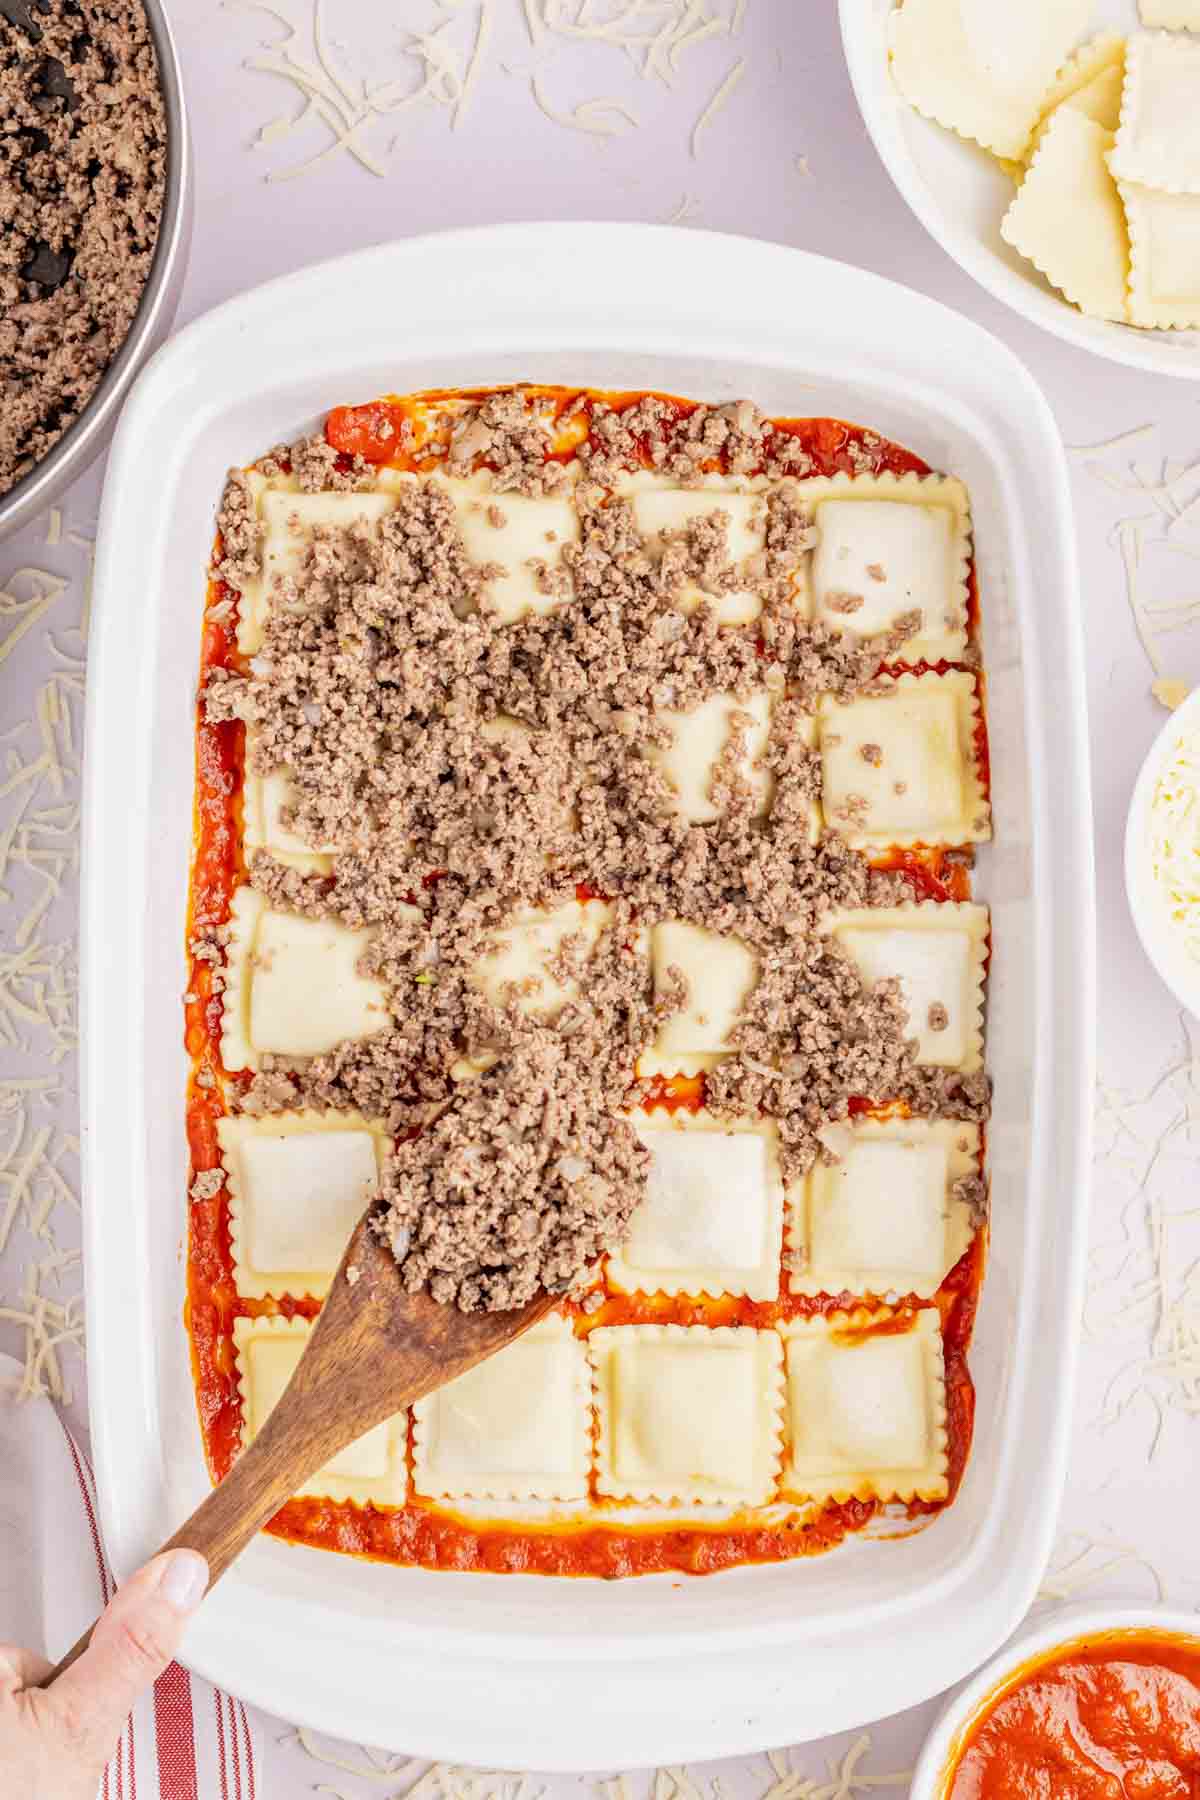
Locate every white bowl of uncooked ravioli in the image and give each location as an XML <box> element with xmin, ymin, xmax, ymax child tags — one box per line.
<box><xmin>839</xmin><ymin>0</ymin><xmax>1200</xmax><ymax>377</ymax></box>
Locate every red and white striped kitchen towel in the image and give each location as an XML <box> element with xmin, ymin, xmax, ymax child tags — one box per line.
<box><xmin>0</xmin><ymin>1354</ymin><xmax>262</xmax><ymax>1800</ymax></box>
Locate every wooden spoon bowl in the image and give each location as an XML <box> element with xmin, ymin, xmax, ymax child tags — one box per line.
<box><xmin>43</xmin><ymin>1211</ymin><xmax>556</xmax><ymax>1682</ymax></box>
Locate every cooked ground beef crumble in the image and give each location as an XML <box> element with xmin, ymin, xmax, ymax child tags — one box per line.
<box><xmin>377</xmin><ymin>1041</ymin><xmax>648</xmax><ymax>1312</ymax></box>
<box><xmin>206</xmin><ymin>394</ymin><xmax>990</xmax><ymax>1310</ymax></box>
<box><xmin>0</xmin><ymin>0</ymin><xmax>166</xmax><ymax>496</ymax></box>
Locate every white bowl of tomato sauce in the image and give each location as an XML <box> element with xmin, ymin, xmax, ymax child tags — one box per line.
<box><xmin>911</xmin><ymin>1609</ymin><xmax>1200</xmax><ymax>1799</ymax></box>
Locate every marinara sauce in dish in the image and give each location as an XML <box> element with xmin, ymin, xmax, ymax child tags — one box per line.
<box><xmin>943</xmin><ymin>1631</ymin><xmax>1200</xmax><ymax>1800</ymax></box>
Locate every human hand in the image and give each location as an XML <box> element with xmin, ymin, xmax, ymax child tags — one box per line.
<box><xmin>0</xmin><ymin>1548</ymin><xmax>208</xmax><ymax>1800</ymax></box>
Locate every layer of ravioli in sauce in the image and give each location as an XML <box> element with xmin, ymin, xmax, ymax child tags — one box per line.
<box><xmin>184</xmin><ymin>384</ymin><xmax>992</xmax><ymax>1578</ymax></box>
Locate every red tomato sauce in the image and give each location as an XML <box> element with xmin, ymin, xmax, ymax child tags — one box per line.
<box><xmin>185</xmin><ymin>385</ymin><xmax>988</xmax><ymax>1575</ymax></box>
<box><xmin>945</xmin><ymin>1632</ymin><xmax>1200</xmax><ymax>1800</ymax></box>
<box><xmin>870</xmin><ymin>847</ymin><xmax>975</xmax><ymax>904</ymax></box>
<box><xmin>324</xmin><ymin>385</ymin><xmax>933</xmax><ymax>485</ymax></box>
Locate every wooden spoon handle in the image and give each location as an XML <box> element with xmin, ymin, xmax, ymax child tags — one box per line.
<box><xmin>37</xmin><ymin>1205</ymin><xmax>557</xmax><ymax>1689</ymax></box>
<box><xmin>37</xmin><ymin>1387</ymin><xmax>356</xmax><ymax>1686</ymax></box>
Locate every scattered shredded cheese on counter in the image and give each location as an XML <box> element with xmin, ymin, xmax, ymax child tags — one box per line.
<box><xmin>1089</xmin><ymin>1021</ymin><xmax>1200</xmax><ymax>1459</ymax></box>
<box><xmin>530</xmin><ymin>72</ymin><xmax>638</xmax><ymax>136</ymax></box>
<box><xmin>1068</xmin><ymin>424</ymin><xmax>1156</xmax><ymax>457</ymax></box>
<box><xmin>760</xmin><ymin>1740</ymin><xmax>910</xmax><ymax>1800</ymax></box>
<box><xmin>0</xmin><ymin>530</ymin><xmax>88</xmax><ymax>1410</ymax></box>
<box><xmin>0</xmin><ymin>568</ymin><xmax>69</xmax><ymax>671</ymax></box>
<box><xmin>1037</xmin><ymin>1532</ymin><xmax>1166</xmax><ymax>1606</ymax></box>
<box><xmin>690</xmin><ymin>54</ymin><xmax>744</xmax><ymax>159</ymax></box>
<box><xmin>234</xmin><ymin>0</ymin><xmax>752</xmax><ymax>177</ymax></box>
<box><xmin>230</xmin><ymin>0</ymin><xmax>488</xmax><ymax>181</ymax></box>
<box><xmin>288</xmin><ymin>1736</ymin><xmax>909</xmax><ymax>1800</ymax></box>
<box><xmin>285</xmin><ymin>1725</ymin><xmax>415</xmax><ymax>1781</ymax></box>
<box><xmin>663</xmin><ymin>191</ymin><xmax>702</xmax><ymax>222</ymax></box>
<box><xmin>1074</xmin><ymin>423</ymin><xmax>1200</xmax><ymax>705</ymax></box>
<box><xmin>528</xmin><ymin>0</ymin><xmax>745</xmax><ymax>84</ymax></box>
<box><xmin>1113</xmin><ymin>516</ymin><xmax>1165</xmax><ymax>678</ymax></box>
<box><xmin>0</xmin><ymin>1250</ymin><xmax>83</xmax><ymax>1404</ymax></box>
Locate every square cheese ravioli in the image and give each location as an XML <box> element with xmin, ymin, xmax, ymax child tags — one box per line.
<box><xmin>469</xmin><ymin>898</ymin><xmax>613</xmax><ymax>1022</ymax></box>
<box><xmin>608</xmin><ymin>1110</ymin><xmax>784</xmax><ymax>1300</ymax></box>
<box><xmin>235</xmin><ymin>482</ymin><xmax>406</xmax><ymax>655</ymax></box>
<box><xmin>220</xmin><ymin>1108</ymin><xmax>388</xmax><ymax>1299</ymax></box>
<box><xmin>590</xmin><ymin>1324</ymin><xmax>783</xmax><ymax>1504</ymax></box>
<box><xmin>1028</xmin><ymin>35</ymin><xmax>1125</xmax><ymax>155</ymax></box>
<box><xmin>221</xmin><ymin>886</ymin><xmax>391</xmax><ymax>1071</ymax></box>
<box><xmin>817</xmin><ymin>672</ymin><xmax>989</xmax><ymax>849</ymax></box>
<box><xmin>639</xmin><ymin>690</ymin><xmax>775</xmax><ymax>824</ymax></box>
<box><xmin>803</xmin><ymin>472</ymin><xmax>970</xmax><ymax>663</ymax></box>
<box><xmin>1110</xmin><ymin>31</ymin><xmax>1200</xmax><ymax>194</ymax></box>
<box><xmin>234</xmin><ymin>1316</ymin><xmax>407</xmax><ymax>1505</ymax></box>
<box><xmin>619</xmin><ymin>471</ymin><xmax>780</xmax><ymax>625</ymax></box>
<box><xmin>1000</xmin><ymin>111</ymin><xmax>1130</xmax><ymax>324</ymax></box>
<box><xmin>889</xmin><ymin>0</ymin><xmax>1094</xmax><ymax>161</ymax></box>
<box><xmin>243</xmin><ymin>728</ymin><xmax>339</xmax><ymax>875</ymax></box>
<box><xmin>782</xmin><ymin>1309</ymin><xmax>948</xmax><ymax>1503</ymax></box>
<box><xmin>645</xmin><ymin>920</ymin><xmax>758</xmax><ymax>1067</ymax></box>
<box><xmin>823</xmin><ymin>902</ymin><xmax>988</xmax><ymax>1071</ymax></box>
<box><xmin>1120</xmin><ymin>182</ymin><xmax>1200</xmax><ymax>330</ymax></box>
<box><xmin>413</xmin><ymin>1318</ymin><xmax>590</xmax><ymax>1501</ymax></box>
<box><xmin>431</xmin><ymin>469</ymin><xmax>580</xmax><ymax>624</ymax></box>
<box><xmin>788</xmin><ymin>1119</ymin><xmax>980</xmax><ymax>1301</ymax></box>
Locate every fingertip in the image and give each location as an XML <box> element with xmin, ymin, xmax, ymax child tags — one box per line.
<box><xmin>149</xmin><ymin>1549</ymin><xmax>209</xmax><ymax>1615</ymax></box>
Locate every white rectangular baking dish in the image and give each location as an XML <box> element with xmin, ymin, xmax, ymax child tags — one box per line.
<box><xmin>82</xmin><ymin>223</ymin><xmax>1093</xmax><ymax>1771</ymax></box>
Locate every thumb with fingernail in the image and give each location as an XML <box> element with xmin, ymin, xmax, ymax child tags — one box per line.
<box><xmin>0</xmin><ymin>1549</ymin><xmax>209</xmax><ymax>1800</ymax></box>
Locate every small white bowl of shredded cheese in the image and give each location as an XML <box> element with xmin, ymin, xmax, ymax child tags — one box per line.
<box><xmin>1126</xmin><ymin>686</ymin><xmax>1200</xmax><ymax>1011</ymax></box>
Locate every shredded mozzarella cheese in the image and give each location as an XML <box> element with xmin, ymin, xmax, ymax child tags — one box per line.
<box><xmin>1089</xmin><ymin>1022</ymin><xmax>1200</xmax><ymax>1457</ymax></box>
<box><xmin>530</xmin><ymin>72</ymin><xmax>638</xmax><ymax>135</ymax></box>
<box><xmin>1038</xmin><ymin>1531</ymin><xmax>1166</xmax><ymax>1604</ymax></box>
<box><xmin>1147</xmin><ymin>723</ymin><xmax>1200</xmax><ymax>962</ymax></box>
<box><xmin>237</xmin><ymin>0</ymin><xmax>752</xmax><ymax>175</ymax></box>
<box><xmin>0</xmin><ymin>534</ymin><xmax>87</xmax><ymax>1407</ymax></box>
<box><xmin>1152</xmin><ymin>678</ymin><xmax>1190</xmax><ymax>710</ymax></box>
<box><xmin>663</xmin><ymin>191</ymin><xmax>702</xmax><ymax>222</ymax></box>
<box><xmin>288</xmin><ymin>1735</ymin><xmax>909</xmax><ymax>1800</ymax></box>
<box><xmin>690</xmin><ymin>54</ymin><xmax>744</xmax><ymax>158</ymax></box>
<box><xmin>1067</xmin><ymin>424</ymin><xmax>1157</xmax><ymax>456</ymax></box>
<box><xmin>760</xmin><ymin>1737</ymin><xmax>910</xmax><ymax>1800</ymax></box>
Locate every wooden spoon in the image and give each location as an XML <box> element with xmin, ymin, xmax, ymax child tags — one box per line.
<box><xmin>42</xmin><ymin>1209</ymin><xmax>557</xmax><ymax>1683</ymax></box>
